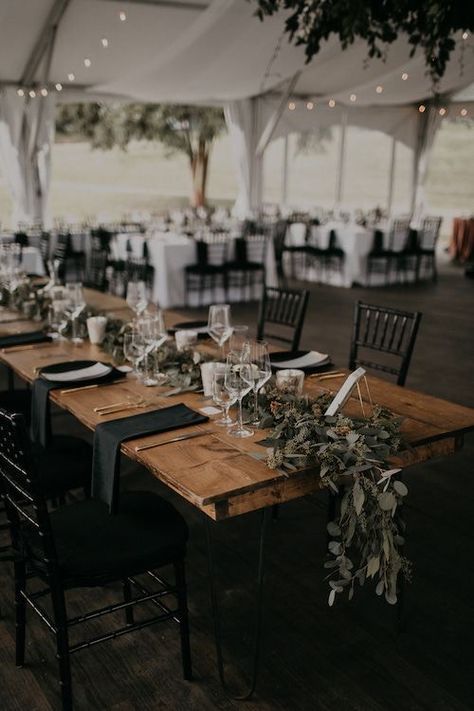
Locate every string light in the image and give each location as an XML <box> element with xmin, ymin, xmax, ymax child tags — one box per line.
<box><xmin>439</xmin><ymin>107</ymin><xmax>447</xmax><ymax>116</ymax></box>
<box><xmin>461</xmin><ymin>108</ymin><xmax>468</xmax><ymax>117</ymax></box>
<box><xmin>84</xmin><ymin>58</ymin><xmax>91</xmax><ymax>67</ymax></box>
<box><xmin>350</xmin><ymin>93</ymin><xmax>357</xmax><ymax>102</ymax></box>
<box><xmin>328</xmin><ymin>99</ymin><xmax>336</xmax><ymax>108</ymax></box>
<box><xmin>101</xmin><ymin>37</ymin><xmax>109</xmax><ymax>48</ymax></box>
<box><xmin>55</xmin><ymin>83</ymin><xmax>63</xmax><ymax>92</ymax></box>
<box><xmin>28</xmin><ymin>89</ymin><xmax>36</xmax><ymax>98</ymax></box>
<box><xmin>119</xmin><ymin>11</ymin><xmax>127</xmax><ymax>21</ymax></box>
<box><xmin>67</xmin><ymin>73</ymin><xmax>75</xmax><ymax>81</ymax></box>
<box><xmin>418</xmin><ymin>104</ymin><xmax>426</xmax><ymax>113</ymax></box>
<box><xmin>17</xmin><ymin>88</ymin><xmax>25</xmax><ymax>97</ymax></box>
<box><xmin>40</xmin><ymin>88</ymin><xmax>48</xmax><ymax>97</ymax></box>
<box><xmin>288</xmin><ymin>101</ymin><xmax>296</xmax><ymax>111</ymax></box>
<box><xmin>462</xmin><ymin>31</ymin><xmax>469</xmax><ymax>40</ymax></box>
<box><xmin>306</xmin><ymin>101</ymin><xmax>314</xmax><ymax>110</ymax></box>
<box><xmin>401</xmin><ymin>72</ymin><xmax>408</xmax><ymax>80</ymax></box>
<box><xmin>376</xmin><ymin>85</ymin><xmax>383</xmax><ymax>94</ymax></box>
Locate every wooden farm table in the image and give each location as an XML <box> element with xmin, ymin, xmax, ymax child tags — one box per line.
<box><xmin>0</xmin><ymin>303</ymin><xmax>473</xmax><ymax>522</ymax></box>
<box><xmin>1</xmin><ymin>292</ymin><xmax>474</xmax><ymax>698</ymax></box>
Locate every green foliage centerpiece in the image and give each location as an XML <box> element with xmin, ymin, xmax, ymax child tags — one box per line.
<box><xmin>257</xmin><ymin>386</ymin><xmax>409</xmax><ymax>606</ymax></box>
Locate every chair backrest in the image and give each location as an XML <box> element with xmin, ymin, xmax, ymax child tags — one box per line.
<box><xmin>39</xmin><ymin>232</ymin><xmax>50</xmax><ymax>265</ymax></box>
<box><xmin>389</xmin><ymin>218</ymin><xmax>410</xmax><ymax>252</ymax></box>
<box><xmin>370</xmin><ymin>229</ymin><xmax>385</xmax><ymax>255</ymax></box>
<box><xmin>420</xmin><ymin>216</ymin><xmax>442</xmax><ymax>250</ymax></box>
<box><xmin>85</xmin><ymin>250</ymin><xmax>108</xmax><ymax>291</ymax></box>
<box><xmin>349</xmin><ymin>301</ymin><xmax>422</xmax><ymax>386</ymax></box>
<box><xmin>90</xmin><ymin>228</ymin><xmax>112</xmax><ymax>253</ymax></box>
<box><xmin>14</xmin><ymin>232</ymin><xmax>29</xmax><ymax>248</ymax></box>
<box><xmin>240</xmin><ymin>234</ymin><xmax>267</xmax><ymax>263</ymax></box>
<box><xmin>195</xmin><ymin>235</ymin><xmax>228</xmax><ymax>267</ymax></box>
<box><xmin>125</xmin><ymin>256</ymin><xmax>154</xmax><ymax>288</ymax></box>
<box><xmin>257</xmin><ymin>286</ymin><xmax>309</xmax><ymax>350</ymax></box>
<box><xmin>53</xmin><ymin>232</ymin><xmax>71</xmax><ymax>261</ymax></box>
<box><xmin>0</xmin><ymin>409</ymin><xmax>59</xmax><ymax>576</ymax></box>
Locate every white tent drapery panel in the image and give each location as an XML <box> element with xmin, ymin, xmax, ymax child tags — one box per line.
<box><xmin>411</xmin><ymin>106</ymin><xmax>443</xmax><ymax>226</ymax></box>
<box><xmin>0</xmin><ymin>87</ymin><xmax>56</xmax><ymax>227</ymax></box>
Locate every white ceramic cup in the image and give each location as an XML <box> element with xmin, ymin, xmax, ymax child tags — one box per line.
<box><xmin>276</xmin><ymin>368</ymin><xmax>305</xmax><ymax>396</ymax></box>
<box><xmin>175</xmin><ymin>329</ymin><xmax>198</xmax><ymax>351</ymax></box>
<box><xmin>86</xmin><ymin>316</ymin><xmax>107</xmax><ymax>345</ymax></box>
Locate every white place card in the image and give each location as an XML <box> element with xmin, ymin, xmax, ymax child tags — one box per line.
<box><xmin>324</xmin><ymin>367</ymin><xmax>366</xmax><ymax>416</ymax></box>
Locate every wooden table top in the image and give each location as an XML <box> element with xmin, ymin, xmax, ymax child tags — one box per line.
<box><xmin>1</xmin><ymin>294</ymin><xmax>473</xmax><ymax>521</ymax></box>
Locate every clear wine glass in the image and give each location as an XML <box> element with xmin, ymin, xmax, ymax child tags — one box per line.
<box><xmin>208</xmin><ymin>304</ymin><xmax>232</xmax><ymax>357</ymax></box>
<box><xmin>249</xmin><ymin>340</ymin><xmax>272</xmax><ymax>425</ymax></box>
<box><xmin>229</xmin><ymin>324</ymin><xmax>250</xmax><ymax>358</ymax></box>
<box><xmin>123</xmin><ymin>329</ymin><xmax>141</xmax><ymax>378</ymax></box>
<box><xmin>224</xmin><ymin>351</ymin><xmax>254</xmax><ymax>438</ymax></box>
<box><xmin>139</xmin><ymin>312</ymin><xmax>168</xmax><ymax>386</ymax></box>
<box><xmin>126</xmin><ymin>280</ymin><xmax>148</xmax><ymax>320</ymax></box>
<box><xmin>212</xmin><ymin>363</ymin><xmax>236</xmax><ymax>426</ymax></box>
<box><xmin>65</xmin><ymin>282</ymin><xmax>86</xmax><ymax>344</ymax></box>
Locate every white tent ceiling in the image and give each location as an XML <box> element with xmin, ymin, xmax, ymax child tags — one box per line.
<box><xmin>0</xmin><ymin>0</ymin><xmax>473</xmax><ymax>107</ymax></box>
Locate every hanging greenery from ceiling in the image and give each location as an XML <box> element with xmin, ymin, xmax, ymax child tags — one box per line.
<box><xmin>252</xmin><ymin>1</ymin><xmax>474</xmax><ymax>83</ymax></box>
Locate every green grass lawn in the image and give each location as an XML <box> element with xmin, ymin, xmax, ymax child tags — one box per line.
<box><xmin>0</xmin><ymin>120</ymin><xmax>473</xmax><ymax>238</ymax></box>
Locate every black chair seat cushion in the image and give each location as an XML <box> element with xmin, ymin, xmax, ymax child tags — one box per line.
<box><xmin>185</xmin><ymin>263</ymin><xmax>224</xmax><ymax>274</ymax></box>
<box><xmin>225</xmin><ymin>260</ymin><xmax>263</xmax><ymax>271</ymax></box>
<box><xmin>32</xmin><ymin>492</ymin><xmax>188</xmax><ymax>586</ymax></box>
<box><xmin>34</xmin><ymin>435</ymin><xmax>92</xmax><ymax>498</ymax></box>
<box><xmin>324</xmin><ymin>248</ymin><xmax>345</xmax><ymax>258</ymax></box>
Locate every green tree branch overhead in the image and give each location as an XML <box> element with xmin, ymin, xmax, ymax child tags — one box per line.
<box><xmin>252</xmin><ymin>0</ymin><xmax>474</xmax><ymax>83</ymax></box>
<box><xmin>56</xmin><ymin>103</ymin><xmax>226</xmax><ymax>207</ymax></box>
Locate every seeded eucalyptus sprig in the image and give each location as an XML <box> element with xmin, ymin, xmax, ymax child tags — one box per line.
<box><xmin>257</xmin><ymin>385</ymin><xmax>408</xmax><ymax>606</ymax></box>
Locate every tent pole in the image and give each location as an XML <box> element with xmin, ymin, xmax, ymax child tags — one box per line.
<box><xmin>255</xmin><ymin>71</ymin><xmax>301</xmax><ymax>157</ymax></box>
<box><xmin>387</xmin><ymin>136</ymin><xmax>397</xmax><ymax>216</ymax></box>
<box><xmin>335</xmin><ymin>110</ymin><xmax>347</xmax><ymax>207</ymax></box>
<box><xmin>281</xmin><ymin>135</ymin><xmax>289</xmax><ymax>205</ymax></box>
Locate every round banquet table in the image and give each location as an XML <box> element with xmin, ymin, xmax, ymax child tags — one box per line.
<box><xmin>112</xmin><ymin>231</ymin><xmax>278</xmax><ymax>308</ymax></box>
<box><xmin>285</xmin><ymin>221</ymin><xmax>394</xmax><ymax>287</ymax></box>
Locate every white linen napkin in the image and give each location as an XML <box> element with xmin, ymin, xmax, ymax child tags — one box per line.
<box><xmin>272</xmin><ymin>351</ymin><xmax>329</xmax><ymax>369</ymax></box>
<box><xmin>42</xmin><ymin>362</ymin><xmax>112</xmax><ymax>382</ymax></box>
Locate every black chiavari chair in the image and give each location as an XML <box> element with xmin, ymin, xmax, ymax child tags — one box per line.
<box><xmin>225</xmin><ymin>234</ymin><xmax>267</xmax><ymax>301</ymax></box>
<box><xmin>185</xmin><ymin>233</ymin><xmax>228</xmax><ymax>306</ymax></box>
<box><xmin>415</xmin><ymin>216</ymin><xmax>442</xmax><ymax>281</ymax></box>
<box><xmin>349</xmin><ymin>301</ymin><xmax>422</xmax><ymax>386</ymax></box>
<box><xmin>257</xmin><ymin>286</ymin><xmax>309</xmax><ymax>350</ymax></box>
<box><xmin>0</xmin><ymin>408</ymin><xmax>191</xmax><ymax>711</ymax></box>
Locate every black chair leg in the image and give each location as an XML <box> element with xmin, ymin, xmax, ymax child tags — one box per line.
<box><xmin>174</xmin><ymin>560</ymin><xmax>192</xmax><ymax>681</ymax></box>
<box><xmin>123</xmin><ymin>578</ymin><xmax>134</xmax><ymax>626</ymax></box>
<box><xmin>14</xmin><ymin>560</ymin><xmax>27</xmax><ymax>667</ymax></box>
<box><xmin>51</xmin><ymin>589</ymin><xmax>73</xmax><ymax>711</ymax></box>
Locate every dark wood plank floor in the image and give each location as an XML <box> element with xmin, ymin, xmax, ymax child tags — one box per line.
<box><xmin>1</xmin><ymin>259</ymin><xmax>473</xmax><ymax>710</ymax></box>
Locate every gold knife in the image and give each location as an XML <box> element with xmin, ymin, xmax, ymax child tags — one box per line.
<box><xmin>135</xmin><ymin>429</ymin><xmax>211</xmax><ymax>452</ymax></box>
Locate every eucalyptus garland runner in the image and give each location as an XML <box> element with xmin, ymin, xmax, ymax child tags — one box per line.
<box><xmin>256</xmin><ymin>387</ymin><xmax>410</xmax><ymax>606</ymax></box>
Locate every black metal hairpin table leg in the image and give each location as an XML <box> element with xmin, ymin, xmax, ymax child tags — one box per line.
<box><xmin>205</xmin><ymin>507</ymin><xmax>270</xmax><ymax>701</ymax></box>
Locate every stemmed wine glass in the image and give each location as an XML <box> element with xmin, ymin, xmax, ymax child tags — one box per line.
<box><xmin>224</xmin><ymin>351</ymin><xmax>254</xmax><ymax>438</ymax></box>
<box><xmin>123</xmin><ymin>328</ymin><xmax>142</xmax><ymax>378</ymax></box>
<box><xmin>248</xmin><ymin>340</ymin><xmax>272</xmax><ymax>425</ymax></box>
<box><xmin>208</xmin><ymin>304</ymin><xmax>232</xmax><ymax>357</ymax></box>
<box><xmin>65</xmin><ymin>282</ymin><xmax>86</xmax><ymax>344</ymax></box>
<box><xmin>212</xmin><ymin>363</ymin><xmax>236</xmax><ymax>426</ymax></box>
<box><xmin>138</xmin><ymin>312</ymin><xmax>168</xmax><ymax>386</ymax></box>
<box><xmin>126</xmin><ymin>281</ymin><xmax>148</xmax><ymax>320</ymax></box>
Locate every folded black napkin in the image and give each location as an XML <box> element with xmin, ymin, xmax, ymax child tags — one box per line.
<box><xmin>31</xmin><ymin>360</ymin><xmax>126</xmax><ymax>447</ymax></box>
<box><xmin>92</xmin><ymin>404</ymin><xmax>208</xmax><ymax>514</ymax></box>
<box><xmin>0</xmin><ymin>331</ymin><xmax>51</xmax><ymax>349</ymax></box>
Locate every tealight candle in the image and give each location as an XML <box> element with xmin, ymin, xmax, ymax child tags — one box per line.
<box><xmin>276</xmin><ymin>368</ymin><xmax>305</xmax><ymax>395</ymax></box>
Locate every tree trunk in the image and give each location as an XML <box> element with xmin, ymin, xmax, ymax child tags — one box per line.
<box><xmin>190</xmin><ymin>139</ymin><xmax>209</xmax><ymax>208</ymax></box>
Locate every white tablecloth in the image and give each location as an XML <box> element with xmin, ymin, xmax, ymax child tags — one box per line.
<box><xmin>21</xmin><ymin>247</ymin><xmax>45</xmax><ymax>276</ymax></box>
<box><xmin>112</xmin><ymin>231</ymin><xmax>278</xmax><ymax>308</ymax></box>
<box><xmin>285</xmin><ymin>221</ymin><xmax>397</xmax><ymax>287</ymax></box>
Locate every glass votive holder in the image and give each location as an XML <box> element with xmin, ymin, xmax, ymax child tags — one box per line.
<box><xmin>175</xmin><ymin>329</ymin><xmax>198</xmax><ymax>351</ymax></box>
<box><xmin>276</xmin><ymin>368</ymin><xmax>305</xmax><ymax>396</ymax></box>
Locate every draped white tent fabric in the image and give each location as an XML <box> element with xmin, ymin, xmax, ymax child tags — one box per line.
<box><xmin>0</xmin><ymin>0</ymin><xmax>473</xmax><ymax>223</ymax></box>
<box><xmin>0</xmin><ymin>87</ymin><xmax>55</xmax><ymax>226</ymax></box>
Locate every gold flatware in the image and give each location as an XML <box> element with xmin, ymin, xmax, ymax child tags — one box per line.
<box><xmin>2</xmin><ymin>342</ymin><xmax>52</xmax><ymax>353</ymax></box>
<box><xmin>316</xmin><ymin>373</ymin><xmax>346</xmax><ymax>381</ymax></box>
<box><xmin>60</xmin><ymin>382</ymin><xmax>121</xmax><ymax>395</ymax></box>
<box><xmin>98</xmin><ymin>402</ymin><xmax>154</xmax><ymax>416</ymax></box>
<box><xmin>135</xmin><ymin>429</ymin><xmax>211</xmax><ymax>452</ymax></box>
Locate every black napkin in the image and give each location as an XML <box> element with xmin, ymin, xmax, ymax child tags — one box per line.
<box><xmin>0</xmin><ymin>331</ymin><xmax>51</xmax><ymax>349</ymax></box>
<box><xmin>92</xmin><ymin>404</ymin><xmax>208</xmax><ymax>514</ymax></box>
<box><xmin>31</xmin><ymin>360</ymin><xmax>126</xmax><ymax>447</ymax></box>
